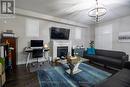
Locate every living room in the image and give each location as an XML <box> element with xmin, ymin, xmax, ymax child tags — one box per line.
<box><xmin>0</xmin><ymin>0</ymin><xmax>130</xmax><ymax>87</ymax></box>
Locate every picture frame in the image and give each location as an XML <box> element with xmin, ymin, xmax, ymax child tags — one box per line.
<box><xmin>118</xmin><ymin>32</ymin><xmax>130</xmax><ymax>42</ymax></box>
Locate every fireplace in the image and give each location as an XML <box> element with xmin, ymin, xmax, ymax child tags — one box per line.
<box><xmin>49</xmin><ymin>40</ymin><xmax>72</xmax><ymax>61</ymax></box>
<box><xmin>57</xmin><ymin>46</ymin><xmax>68</xmax><ymax>59</ymax></box>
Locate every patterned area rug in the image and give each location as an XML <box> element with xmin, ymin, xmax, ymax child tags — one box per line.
<box><xmin>37</xmin><ymin>63</ymin><xmax>112</xmax><ymax>87</ymax></box>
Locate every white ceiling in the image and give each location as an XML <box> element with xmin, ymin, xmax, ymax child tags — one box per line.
<box><xmin>15</xmin><ymin>0</ymin><xmax>130</xmax><ymax>25</ymax></box>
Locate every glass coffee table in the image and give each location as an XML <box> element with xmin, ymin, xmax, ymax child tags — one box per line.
<box><xmin>66</xmin><ymin>56</ymin><xmax>89</xmax><ymax>75</ymax></box>
<box><xmin>54</xmin><ymin>56</ymin><xmax>90</xmax><ymax>75</ymax></box>
<box><xmin>54</xmin><ymin>56</ymin><xmax>89</xmax><ymax>65</ymax></box>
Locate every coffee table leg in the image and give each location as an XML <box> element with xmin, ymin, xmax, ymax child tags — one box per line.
<box><xmin>68</xmin><ymin>64</ymin><xmax>74</xmax><ymax>75</ymax></box>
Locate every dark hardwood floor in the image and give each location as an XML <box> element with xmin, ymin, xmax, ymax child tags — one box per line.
<box><xmin>4</xmin><ymin>62</ymin><xmax>118</xmax><ymax>87</ymax></box>
<box><xmin>5</xmin><ymin>65</ymin><xmax>39</xmax><ymax>87</ymax></box>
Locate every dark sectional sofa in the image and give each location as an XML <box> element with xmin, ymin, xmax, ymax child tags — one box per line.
<box><xmin>84</xmin><ymin>49</ymin><xmax>129</xmax><ymax>69</ymax></box>
<box><xmin>95</xmin><ymin>62</ymin><xmax>130</xmax><ymax>87</ymax></box>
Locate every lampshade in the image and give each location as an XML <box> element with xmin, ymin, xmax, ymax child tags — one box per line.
<box><xmin>44</xmin><ymin>43</ymin><xmax>48</xmax><ymax>48</ymax></box>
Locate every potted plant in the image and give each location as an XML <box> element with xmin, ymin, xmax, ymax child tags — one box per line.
<box><xmin>89</xmin><ymin>40</ymin><xmax>94</xmax><ymax>48</ymax></box>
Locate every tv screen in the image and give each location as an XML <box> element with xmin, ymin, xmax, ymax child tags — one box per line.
<box><xmin>50</xmin><ymin>27</ymin><xmax>70</xmax><ymax>40</ymax></box>
<box><xmin>31</xmin><ymin>40</ymin><xmax>43</xmax><ymax>47</ymax></box>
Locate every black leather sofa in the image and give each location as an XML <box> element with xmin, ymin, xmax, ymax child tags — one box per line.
<box><xmin>95</xmin><ymin>62</ymin><xmax>130</xmax><ymax>87</ymax></box>
<box><xmin>84</xmin><ymin>49</ymin><xmax>129</xmax><ymax>69</ymax></box>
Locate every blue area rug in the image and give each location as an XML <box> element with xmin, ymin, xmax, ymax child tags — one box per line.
<box><xmin>37</xmin><ymin>63</ymin><xmax>112</xmax><ymax>87</ymax></box>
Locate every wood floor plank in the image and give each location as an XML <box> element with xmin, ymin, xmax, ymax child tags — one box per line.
<box><xmin>5</xmin><ymin>65</ymin><xmax>40</xmax><ymax>87</ymax></box>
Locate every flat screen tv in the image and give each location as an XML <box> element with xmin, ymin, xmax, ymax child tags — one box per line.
<box><xmin>50</xmin><ymin>27</ymin><xmax>70</xmax><ymax>40</ymax></box>
<box><xmin>31</xmin><ymin>40</ymin><xmax>43</xmax><ymax>47</ymax></box>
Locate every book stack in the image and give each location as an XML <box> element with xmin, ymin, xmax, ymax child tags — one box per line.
<box><xmin>2</xmin><ymin>30</ymin><xmax>15</xmax><ymax>37</ymax></box>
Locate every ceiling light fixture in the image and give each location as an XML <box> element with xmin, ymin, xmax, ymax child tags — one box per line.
<box><xmin>88</xmin><ymin>0</ymin><xmax>107</xmax><ymax>22</ymax></box>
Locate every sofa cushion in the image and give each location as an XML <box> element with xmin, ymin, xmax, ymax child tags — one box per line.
<box><xmin>92</xmin><ymin>56</ymin><xmax>122</xmax><ymax>67</ymax></box>
<box><xmin>95</xmin><ymin>49</ymin><xmax>126</xmax><ymax>59</ymax></box>
<box><xmin>96</xmin><ymin>69</ymin><xmax>130</xmax><ymax>87</ymax></box>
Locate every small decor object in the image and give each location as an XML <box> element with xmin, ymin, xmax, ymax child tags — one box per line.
<box><xmin>118</xmin><ymin>32</ymin><xmax>130</xmax><ymax>42</ymax></box>
<box><xmin>87</xmin><ymin>41</ymin><xmax>95</xmax><ymax>55</ymax></box>
<box><xmin>6</xmin><ymin>30</ymin><xmax>13</xmax><ymax>33</ymax></box>
<box><xmin>2</xmin><ymin>30</ymin><xmax>15</xmax><ymax>37</ymax></box>
<box><xmin>1</xmin><ymin>36</ymin><xmax>17</xmax><ymax>70</ymax></box>
<box><xmin>89</xmin><ymin>40</ymin><xmax>95</xmax><ymax>48</ymax></box>
<box><xmin>8</xmin><ymin>47</ymin><xmax>14</xmax><ymax>69</ymax></box>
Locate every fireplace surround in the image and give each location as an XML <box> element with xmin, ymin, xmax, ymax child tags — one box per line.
<box><xmin>49</xmin><ymin>40</ymin><xmax>71</xmax><ymax>61</ymax></box>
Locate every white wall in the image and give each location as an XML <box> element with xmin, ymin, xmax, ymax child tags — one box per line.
<box><xmin>95</xmin><ymin>15</ymin><xmax>130</xmax><ymax>60</ymax></box>
<box><xmin>0</xmin><ymin>15</ymin><xmax>93</xmax><ymax>64</ymax></box>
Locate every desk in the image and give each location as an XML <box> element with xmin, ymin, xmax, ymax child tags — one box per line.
<box><xmin>24</xmin><ymin>47</ymin><xmax>49</xmax><ymax>67</ymax></box>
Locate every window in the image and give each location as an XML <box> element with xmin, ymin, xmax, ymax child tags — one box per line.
<box><xmin>75</xmin><ymin>28</ymin><xmax>81</xmax><ymax>39</ymax></box>
<box><xmin>26</xmin><ymin>19</ymin><xmax>39</xmax><ymax>37</ymax></box>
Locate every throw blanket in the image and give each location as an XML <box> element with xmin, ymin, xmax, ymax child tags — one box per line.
<box><xmin>37</xmin><ymin>63</ymin><xmax>111</xmax><ymax>87</ymax></box>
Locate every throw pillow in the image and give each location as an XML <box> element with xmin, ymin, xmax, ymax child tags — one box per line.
<box><xmin>87</xmin><ymin>48</ymin><xmax>95</xmax><ymax>55</ymax></box>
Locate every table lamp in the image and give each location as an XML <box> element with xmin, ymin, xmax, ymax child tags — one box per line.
<box><xmin>44</xmin><ymin>43</ymin><xmax>49</xmax><ymax>51</ymax></box>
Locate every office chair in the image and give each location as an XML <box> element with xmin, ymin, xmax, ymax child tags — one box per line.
<box><xmin>32</xmin><ymin>48</ymin><xmax>43</xmax><ymax>67</ymax></box>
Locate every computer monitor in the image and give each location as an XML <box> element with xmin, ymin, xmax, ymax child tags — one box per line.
<box><xmin>31</xmin><ymin>40</ymin><xmax>43</xmax><ymax>47</ymax></box>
